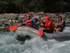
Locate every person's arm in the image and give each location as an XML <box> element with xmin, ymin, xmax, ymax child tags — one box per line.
<box><xmin>58</xmin><ymin>20</ymin><xmax>65</xmax><ymax>26</ymax></box>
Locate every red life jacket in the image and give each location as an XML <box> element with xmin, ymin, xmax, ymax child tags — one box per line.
<box><xmin>45</xmin><ymin>21</ymin><xmax>53</xmax><ymax>30</ymax></box>
<box><xmin>25</xmin><ymin>19</ymin><xmax>32</xmax><ymax>27</ymax></box>
<box><xmin>45</xmin><ymin>16</ymin><xmax>54</xmax><ymax>30</ymax></box>
<box><xmin>38</xmin><ymin>28</ymin><xmax>45</xmax><ymax>38</ymax></box>
<box><xmin>9</xmin><ymin>25</ymin><xmax>18</xmax><ymax>32</ymax></box>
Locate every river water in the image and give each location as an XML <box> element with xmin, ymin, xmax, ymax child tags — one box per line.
<box><xmin>0</xmin><ymin>32</ymin><xmax>48</xmax><ymax>53</ymax></box>
<box><xmin>0</xmin><ymin>26</ymin><xmax>70</xmax><ymax>53</ymax></box>
<box><xmin>47</xmin><ymin>26</ymin><xmax>70</xmax><ymax>53</ymax></box>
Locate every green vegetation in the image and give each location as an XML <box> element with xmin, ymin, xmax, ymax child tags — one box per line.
<box><xmin>0</xmin><ymin>0</ymin><xmax>64</xmax><ymax>13</ymax></box>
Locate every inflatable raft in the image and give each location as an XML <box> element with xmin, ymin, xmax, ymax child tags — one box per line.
<box><xmin>16</xmin><ymin>26</ymin><xmax>70</xmax><ymax>42</ymax></box>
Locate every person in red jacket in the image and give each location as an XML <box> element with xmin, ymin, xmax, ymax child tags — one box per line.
<box><xmin>8</xmin><ymin>21</ymin><xmax>21</xmax><ymax>32</ymax></box>
<box><xmin>38</xmin><ymin>28</ymin><xmax>45</xmax><ymax>38</ymax></box>
<box><xmin>9</xmin><ymin>25</ymin><xmax>18</xmax><ymax>32</ymax></box>
<box><xmin>38</xmin><ymin>27</ymin><xmax>48</xmax><ymax>40</ymax></box>
<box><xmin>44</xmin><ymin>16</ymin><xmax>54</xmax><ymax>33</ymax></box>
<box><xmin>24</xmin><ymin>16</ymin><xmax>32</xmax><ymax>27</ymax></box>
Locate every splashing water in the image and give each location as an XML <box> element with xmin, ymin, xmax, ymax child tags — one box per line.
<box><xmin>0</xmin><ymin>26</ymin><xmax>70</xmax><ymax>53</ymax></box>
<box><xmin>0</xmin><ymin>32</ymin><xmax>48</xmax><ymax>53</ymax></box>
<box><xmin>48</xmin><ymin>26</ymin><xmax>70</xmax><ymax>53</ymax></box>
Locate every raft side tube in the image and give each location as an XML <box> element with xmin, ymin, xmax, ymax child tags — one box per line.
<box><xmin>46</xmin><ymin>32</ymin><xmax>70</xmax><ymax>41</ymax></box>
<box><xmin>16</xmin><ymin>26</ymin><xmax>70</xmax><ymax>41</ymax></box>
<box><xmin>15</xmin><ymin>26</ymin><xmax>40</xmax><ymax>42</ymax></box>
